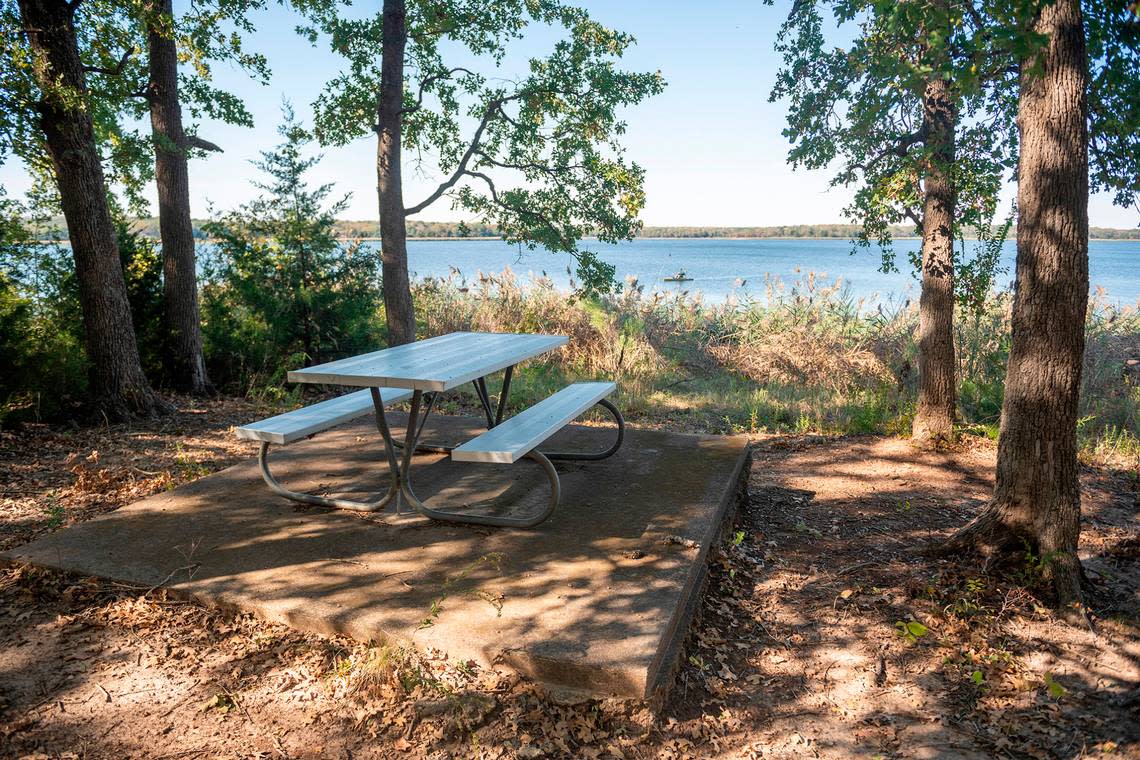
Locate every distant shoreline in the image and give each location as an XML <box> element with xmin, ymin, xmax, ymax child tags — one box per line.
<box><xmin>353</xmin><ymin>234</ymin><xmax>1130</xmax><ymax>240</ymax></box>
<box><xmin>27</xmin><ymin>217</ymin><xmax>1140</xmax><ymax>243</ymax></box>
<box><xmin>30</xmin><ymin>235</ymin><xmax>1138</xmax><ymax>244</ymax></box>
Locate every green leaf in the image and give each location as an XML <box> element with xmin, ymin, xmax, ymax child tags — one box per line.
<box><xmin>297</xmin><ymin>0</ymin><xmax>664</xmax><ymax>294</ymax></box>
<box><xmin>906</xmin><ymin>621</ymin><xmax>928</xmax><ymax>638</ymax></box>
<box><xmin>1044</xmin><ymin>672</ymin><xmax>1067</xmax><ymax>699</ymax></box>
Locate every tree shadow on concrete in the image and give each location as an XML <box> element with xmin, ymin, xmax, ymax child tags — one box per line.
<box><xmin>1</xmin><ymin>430</ymin><xmax>1136</xmax><ymax>759</ymax></box>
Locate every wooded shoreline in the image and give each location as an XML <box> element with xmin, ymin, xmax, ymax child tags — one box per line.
<box><xmin>28</xmin><ymin>217</ymin><xmax>1140</xmax><ymax>242</ymax></box>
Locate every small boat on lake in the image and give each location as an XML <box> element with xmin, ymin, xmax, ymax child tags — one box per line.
<box><xmin>663</xmin><ymin>269</ymin><xmax>693</xmax><ymax>282</ymax></box>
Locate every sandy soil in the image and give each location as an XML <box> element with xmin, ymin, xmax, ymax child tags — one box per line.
<box><xmin>1</xmin><ymin>398</ymin><xmax>1137</xmax><ymax>759</ymax></box>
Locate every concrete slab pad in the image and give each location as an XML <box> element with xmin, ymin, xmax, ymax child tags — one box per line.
<box><xmin>2</xmin><ymin>416</ymin><xmax>748</xmax><ymax>699</ymax></box>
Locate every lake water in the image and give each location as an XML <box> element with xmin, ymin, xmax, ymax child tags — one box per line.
<box><xmin>386</xmin><ymin>237</ymin><xmax>1139</xmax><ymax>307</ymax></box>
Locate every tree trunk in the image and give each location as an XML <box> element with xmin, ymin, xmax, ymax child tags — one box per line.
<box><xmin>912</xmin><ymin>75</ymin><xmax>958</xmax><ymax>444</ymax></box>
<box><xmin>943</xmin><ymin>0</ymin><xmax>1090</xmax><ymax>613</ymax></box>
<box><xmin>18</xmin><ymin>0</ymin><xmax>169</xmax><ymax>420</ymax></box>
<box><xmin>146</xmin><ymin>0</ymin><xmax>211</xmax><ymax>394</ymax></box>
<box><xmin>376</xmin><ymin>0</ymin><xmax>416</xmax><ymax>346</ymax></box>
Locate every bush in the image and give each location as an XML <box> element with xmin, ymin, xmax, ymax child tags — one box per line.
<box><xmin>116</xmin><ymin>220</ymin><xmax>166</xmax><ymax>385</ymax></box>
<box><xmin>200</xmin><ymin>105</ymin><xmax>384</xmax><ymax>392</ymax></box>
<box><xmin>0</xmin><ymin>189</ymin><xmax>86</xmax><ymax>423</ymax></box>
<box><xmin>0</xmin><ymin>194</ymin><xmax>172</xmax><ymax>423</ymax></box>
<box><xmin>0</xmin><ymin>252</ymin><xmax>88</xmax><ymax>424</ymax></box>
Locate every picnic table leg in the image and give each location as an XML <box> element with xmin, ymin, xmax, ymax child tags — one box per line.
<box><xmin>392</xmin><ymin>364</ymin><xmax>518</xmax><ymax>455</ymax></box>
<box><xmin>395</xmin><ymin>388</ymin><xmax>561</xmax><ymax>528</ymax></box>
<box><xmin>256</xmin><ymin>438</ymin><xmax>400</xmax><ymax>512</ymax></box>
<box><xmin>472</xmin><ymin>377</ymin><xmax>495</xmax><ymax>428</ymax></box>
<box><xmin>494</xmin><ymin>364</ymin><xmax>514</xmax><ymax>425</ymax></box>
<box><xmin>473</xmin><ymin>363</ymin><xmax>514</xmax><ymax>429</ymax></box>
<box><xmin>541</xmin><ymin>398</ymin><xmax>625</xmax><ymax>461</ymax></box>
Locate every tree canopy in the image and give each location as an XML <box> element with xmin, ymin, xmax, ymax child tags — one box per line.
<box><xmin>0</xmin><ymin>0</ymin><xmax>269</xmax><ymax>216</ymax></box>
<box><xmin>768</xmin><ymin>0</ymin><xmax>1027</xmax><ymax>275</ymax></box>
<box><xmin>294</xmin><ymin>0</ymin><xmax>665</xmax><ymax>292</ymax></box>
<box><xmin>1085</xmin><ymin>0</ymin><xmax>1140</xmax><ymax>211</ymax></box>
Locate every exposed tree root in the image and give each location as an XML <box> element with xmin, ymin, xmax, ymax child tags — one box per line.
<box><xmin>931</xmin><ymin>501</ymin><xmax>1093</xmax><ymax>632</ymax></box>
<box><xmin>92</xmin><ymin>389</ymin><xmax>176</xmax><ymax>424</ymax></box>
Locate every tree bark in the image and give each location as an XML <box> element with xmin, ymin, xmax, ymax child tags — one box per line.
<box><xmin>912</xmin><ymin>75</ymin><xmax>958</xmax><ymax>444</ymax></box>
<box><xmin>146</xmin><ymin>0</ymin><xmax>212</xmax><ymax>394</ymax></box>
<box><xmin>943</xmin><ymin>0</ymin><xmax>1090</xmax><ymax>612</ymax></box>
<box><xmin>18</xmin><ymin>0</ymin><xmax>168</xmax><ymax>420</ymax></box>
<box><xmin>376</xmin><ymin>0</ymin><xmax>416</xmax><ymax>346</ymax></box>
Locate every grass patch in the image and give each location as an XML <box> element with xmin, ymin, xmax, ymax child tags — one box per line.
<box><xmin>412</xmin><ymin>268</ymin><xmax>1139</xmax><ymax>461</ymax></box>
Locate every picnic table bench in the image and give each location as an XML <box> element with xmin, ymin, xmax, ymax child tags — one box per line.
<box><xmin>235</xmin><ymin>332</ymin><xmax>623</xmax><ymax>528</ymax></box>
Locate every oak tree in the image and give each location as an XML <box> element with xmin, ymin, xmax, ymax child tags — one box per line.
<box><xmin>3</xmin><ymin>0</ymin><xmax>168</xmax><ymax>419</ymax></box>
<box><xmin>103</xmin><ymin>0</ymin><xmax>268</xmax><ymax>393</ymax></box>
<box><xmin>771</xmin><ymin>0</ymin><xmax>1019</xmax><ymax>444</ymax></box>
<box><xmin>945</xmin><ymin>0</ymin><xmax>1139</xmax><ymax>612</ymax></box>
<box><xmin>295</xmin><ymin>0</ymin><xmax>664</xmax><ymax>344</ymax></box>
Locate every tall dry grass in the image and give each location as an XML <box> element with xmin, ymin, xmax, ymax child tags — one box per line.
<box><xmin>413</xmin><ymin>268</ymin><xmax>1139</xmax><ymax>463</ymax></box>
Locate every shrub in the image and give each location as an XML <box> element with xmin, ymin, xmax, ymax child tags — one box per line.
<box><xmin>200</xmin><ymin>105</ymin><xmax>384</xmax><ymax>392</ymax></box>
<box><xmin>116</xmin><ymin>220</ymin><xmax>166</xmax><ymax>385</ymax></box>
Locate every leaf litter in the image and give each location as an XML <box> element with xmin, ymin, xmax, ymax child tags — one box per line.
<box><xmin>1</xmin><ymin>399</ymin><xmax>1137</xmax><ymax>758</ymax></box>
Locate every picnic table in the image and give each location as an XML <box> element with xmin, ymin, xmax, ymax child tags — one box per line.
<box><xmin>235</xmin><ymin>332</ymin><xmax>624</xmax><ymax>528</ymax></box>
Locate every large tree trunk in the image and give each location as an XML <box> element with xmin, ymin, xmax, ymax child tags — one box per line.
<box><xmin>18</xmin><ymin>0</ymin><xmax>168</xmax><ymax>420</ymax></box>
<box><xmin>376</xmin><ymin>0</ymin><xmax>416</xmax><ymax>346</ymax></box>
<box><xmin>943</xmin><ymin>0</ymin><xmax>1090</xmax><ymax>612</ymax></box>
<box><xmin>146</xmin><ymin>0</ymin><xmax>211</xmax><ymax>394</ymax></box>
<box><xmin>912</xmin><ymin>75</ymin><xmax>958</xmax><ymax>444</ymax></box>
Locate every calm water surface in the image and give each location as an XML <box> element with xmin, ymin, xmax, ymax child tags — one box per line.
<box><xmin>385</xmin><ymin>237</ymin><xmax>1139</xmax><ymax>307</ymax></box>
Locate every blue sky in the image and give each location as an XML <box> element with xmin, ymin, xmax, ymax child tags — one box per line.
<box><xmin>2</xmin><ymin>0</ymin><xmax>1135</xmax><ymax>227</ymax></box>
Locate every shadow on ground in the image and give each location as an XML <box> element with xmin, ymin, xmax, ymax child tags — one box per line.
<box><xmin>1</xmin><ymin>429</ymin><xmax>1136</xmax><ymax>759</ymax></box>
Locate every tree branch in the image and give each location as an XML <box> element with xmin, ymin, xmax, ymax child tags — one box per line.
<box><xmin>186</xmin><ymin>135</ymin><xmax>223</xmax><ymax>152</ymax></box>
<box><xmin>473</xmin><ymin>151</ymin><xmax>584</xmax><ymax>179</ymax></box>
<box><xmin>403</xmin><ymin>97</ymin><xmax>508</xmax><ymax>216</ymax></box>
<box><xmin>852</xmin><ymin>127</ymin><xmax>927</xmax><ymax>174</ymax></box>
<box><xmin>402</xmin><ymin>85</ymin><xmax>582</xmax><ymax>216</ymax></box>
<box><xmin>401</xmin><ymin>67</ymin><xmax>476</xmax><ymax>115</ymax></box>
<box><xmin>493</xmin><ymin>103</ymin><xmax>529</xmax><ymax>132</ymax></box>
<box><xmin>466</xmin><ymin>170</ymin><xmax>567</xmax><ymax>246</ymax></box>
<box><xmin>409</xmin><ymin>23</ymin><xmax>461</xmax><ymax>42</ymax></box>
<box><xmin>84</xmin><ymin>46</ymin><xmax>134</xmax><ymax>76</ymax></box>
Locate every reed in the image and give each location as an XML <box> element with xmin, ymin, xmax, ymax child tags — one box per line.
<box><xmin>413</xmin><ymin>268</ymin><xmax>1139</xmax><ymax>466</ymax></box>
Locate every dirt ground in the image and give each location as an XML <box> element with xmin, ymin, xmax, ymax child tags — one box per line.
<box><xmin>1</xmin><ymin>396</ymin><xmax>1137</xmax><ymax>759</ymax></box>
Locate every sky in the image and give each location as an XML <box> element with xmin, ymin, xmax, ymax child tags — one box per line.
<box><xmin>2</xmin><ymin>0</ymin><xmax>1135</xmax><ymax>228</ymax></box>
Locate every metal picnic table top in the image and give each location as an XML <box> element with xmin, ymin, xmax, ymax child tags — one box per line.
<box><xmin>286</xmin><ymin>331</ymin><xmax>568</xmax><ymax>391</ymax></box>
<box><xmin>244</xmin><ymin>330</ymin><xmax>622</xmax><ymax>528</ymax></box>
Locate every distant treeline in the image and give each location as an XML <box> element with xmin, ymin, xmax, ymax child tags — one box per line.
<box><xmin>29</xmin><ymin>216</ymin><xmax>1140</xmax><ymax>241</ymax></box>
<box><xmin>330</xmin><ymin>219</ymin><xmax>502</xmax><ymax>238</ymax></box>
<box><xmin>641</xmin><ymin>224</ymin><xmax>918</xmax><ymax>238</ymax></box>
<box><xmin>1089</xmin><ymin>227</ymin><xmax>1140</xmax><ymax>240</ymax></box>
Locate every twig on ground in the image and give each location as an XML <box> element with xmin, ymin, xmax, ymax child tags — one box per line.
<box><xmin>834</xmin><ymin>559</ymin><xmax>879</xmax><ymax>577</ymax></box>
<box><xmin>143</xmin><ymin>563</ymin><xmax>201</xmax><ymax>596</ymax></box>
<box><xmin>153</xmin><ymin>749</ymin><xmax>208</xmax><ymax>760</ymax></box>
<box><xmin>217</xmin><ymin>682</ymin><xmax>290</xmax><ymax>759</ymax></box>
<box><xmin>159</xmin><ymin>678</ymin><xmax>202</xmax><ymax>718</ymax></box>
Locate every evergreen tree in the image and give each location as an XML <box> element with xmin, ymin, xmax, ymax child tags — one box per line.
<box><xmin>201</xmin><ymin>106</ymin><xmax>383</xmax><ymax>388</ymax></box>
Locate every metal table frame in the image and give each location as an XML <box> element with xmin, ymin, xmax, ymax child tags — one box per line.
<box><xmin>257</xmin><ymin>363</ymin><xmax>624</xmax><ymax>528</ymax></box>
